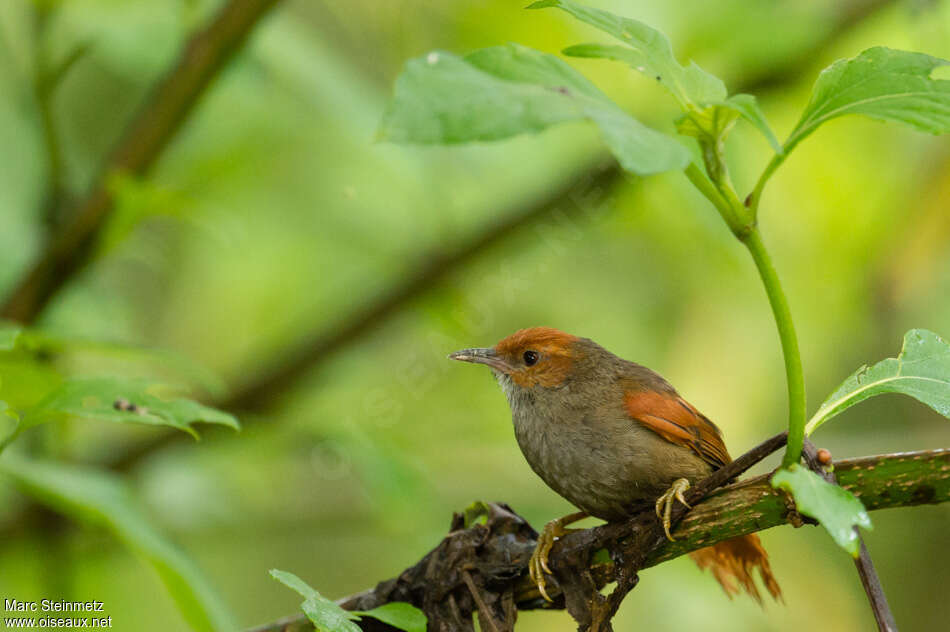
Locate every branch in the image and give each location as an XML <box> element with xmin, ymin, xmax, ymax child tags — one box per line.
<box><xmin>246</xmin><ymin>446</ymin><xmax>950</xmax><ymax>632</ymax></box>
<box><xmin>0</xmin><ymin>0</ymin><xmax>282</xmax><ymax>323</ymax></box>
<box><xmin>223</xmin><ymin>157</ymin><xmax>618</xmax><ymax>413</ymax></box>
<box><xmin>801</xmin><ymin>441</ymin><xmax>897</xmax><ymax>632</ymax></box>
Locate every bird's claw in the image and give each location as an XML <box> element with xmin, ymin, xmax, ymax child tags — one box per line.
<box><xmin>655</xmin><ymin>478</ymin><xmax>692</xmax><ymax>541</ymax></box>
<box><xmin>528</xmin><ymin>511</ymin><xmax>587</xmax><ymax>602</ymax></box>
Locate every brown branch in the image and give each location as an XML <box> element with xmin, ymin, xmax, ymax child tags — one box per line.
<box><xmin>223</xmin><ymin>157</ymin><xmax>619</xmax><ymax>413</ymax></box>
<box><xmin>97</xmin><ymin>155</ymin><xmax>618</xmax><ymax>473</ymax></box>
<box><xmin>801</xmin><ymin>440</ymin><xmax>897</xmax><ymax>632</ymax></box>
<box><xmin>245</xmin><ymin>446</ymin><xmax>950</xmax><ymax>632</ymax></box>
<box><xmin>1</xmin><ymin>0</ymin><xmax>283</xmax><ymax>323</ymax></box>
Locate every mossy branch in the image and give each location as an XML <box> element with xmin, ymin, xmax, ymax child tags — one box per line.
<box><xmin>246</xmin><ymin>447</ymin><xmax>949</xmax><ymax>631</ymax></box>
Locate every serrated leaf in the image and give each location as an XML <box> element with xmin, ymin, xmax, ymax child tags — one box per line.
<box><xmin>379</xmin><ymin>43</ymin><xmax>690</xmax><ymax>175</ymax></box>
<box><xmin>0</xmin><ymin>455</ymin><xmax>234</xmax><ymax>631</ymax></box>
<box><xmin>534</xmin><ymin>0</ymin><xmax>726</xmax><ymax>107</ymax></box>
<box><xmin>806</xmin><ymin>329</ymin><xmax>950</xmax><ymax>435</ymax></box>
<box><xmin>20</xmin><ymin>377</ymin><xmax>239</xmax><ymax>440</ymax></box>
<box><xmin>786</xmin><ymin>47</ymin><xmax>950</xmax><ymax>153</ymax></box>
<box><xmin>270</xmin><ymin>570</ymin><xmax>362</xmax><ymax>632</ymax></box>
<box><xmin>355</xmin><ymin>603</ymin><xmax>427</xmax><ymax>632</ymax></box>
<box><xmin>772</xmin><ymin>465</ymin><xmax>871</xmax><ymax>556</ymax></box>
<box><xmin>0</xmin><ymin>323</ymin><xmax>22</xmax><ymax>350</ymax></box>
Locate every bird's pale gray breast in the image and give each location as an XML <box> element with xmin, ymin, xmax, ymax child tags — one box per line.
<box><xmin>501</xmin><ymin>373</ymin><xmax>712</xmax><ymax>521</ymax></box>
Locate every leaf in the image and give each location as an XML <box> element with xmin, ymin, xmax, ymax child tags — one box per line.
<box><xmin>533</xmin><ymin>0</ymin><xmax>726</xmax><ymax>107</ymax></box>
<box><xmin>675</xmin><ymin>104</ymin><xmax>739</xmax><ymax>143</ymax></box>
<box><xmin>379</xmin><ymin>43</ymin><xmax>690</xmax><ymax>175</ymax></box>
<box><xmin>786</xmin><ymin>47</ymin><xmax>950</xmax><ymax>153</ymax></box>
<box><xmin>461</xmin><ymin>500</ymin><xmax>491</xmax><ymax>527</ymax></box>
<box><xmin>806</xmin><ymin>329</ymin><xmax>950</xmax><ymax>435</ymax></box>
<box><xmin>20</xmin><ymin>377</ymin><xmax>239</xmax><ymax>440</ymax></box>
<box><xmin>771</xmin><ymin>465</ymin><xmax>872</xmax><ymax>557</ymax></box>
<box><xmin>270</xmin><ymin>570</ymin><xmax>362</xmax><ymax>632</ymax></box>
<box><xmin>0</xmin><ymin>455</ymin><xmax>235</xmax><ymax>631</ymax></box>
<box><xmin>0</xmin><ymin>323</ymin><xmax>22</xmax><ymax>350</ymax></box>
<box><xmin>355</xmin><ymin>603</ymin><xmax>427</xmax><ymax>632</ymax></box>
<box><xmin>717</xmin><ymin>94</ymin><xmax>783</xmax><ymax>153</ymax></box>
<box><xmin>270</xmin><ymin>570</ymin><xmax>427</xmax><ymax>632</ymax></box>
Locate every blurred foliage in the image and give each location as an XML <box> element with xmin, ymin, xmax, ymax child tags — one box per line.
<box><xmin>1</xmin><ymin>454</ymin><xmax>236</xmax><ymax>631</ymax></box>
<box><xmin>0</xmin><ymin>0</ymin><xmax>949</xmax><ymax>631</ymax></box>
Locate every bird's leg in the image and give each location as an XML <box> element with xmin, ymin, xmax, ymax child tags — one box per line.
<box><xmin>529</xmin><ymin>510</ymin><xmax>588</xmax><ymax>602</ymax></box>
<box><xmin>655</xmin><ymin>478</ymin><xmax>692</xmax><ymax>541</ymax></box>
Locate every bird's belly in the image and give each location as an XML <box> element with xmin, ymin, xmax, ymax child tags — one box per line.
<box><xmin>512</xmin><ymin>407</ymin><xmax>712</xmax><ymax>522</ymax></box>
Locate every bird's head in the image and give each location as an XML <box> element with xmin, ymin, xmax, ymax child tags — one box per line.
<box><xmin>448</xmin><ymin>327</ymin><xmax>580</xmax><ymax>388</ymax></box>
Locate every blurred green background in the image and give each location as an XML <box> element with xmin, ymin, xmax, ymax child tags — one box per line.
<box><xmin>1</xmin><ymin>0</ymin><xmax>949</xmax><ymax>630</ymax></box>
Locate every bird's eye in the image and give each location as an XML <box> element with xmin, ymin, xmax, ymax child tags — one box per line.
<box><xmin>523</xmin><ymin>350</ymin><xmax>539</xmax><ymax>366</ymax></box>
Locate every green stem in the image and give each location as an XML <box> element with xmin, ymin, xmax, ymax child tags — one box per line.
<box><xmin>683</xmin><ymin>163</ymin><xmax>741</xmax><ymax>231</ymax></box>
<box><xmin>687</xmin><ymin>136</ymin><xmax>806</xmax><ymax>468</ymax></box>
<box><xmin>748</xmin><ymin>152</ymin><xmax>785</xmax><ymax>218</ymax></box>
<box><xmin>740</xmin><ymin>228</ymin><xmax>806</xmax><ymax>467</ymax></box>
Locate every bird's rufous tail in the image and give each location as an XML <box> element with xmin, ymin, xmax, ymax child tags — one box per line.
<box><xmin>689</xmin><ymin>534</ymin><xmax>782</xmax><ymax>604</ymax></box>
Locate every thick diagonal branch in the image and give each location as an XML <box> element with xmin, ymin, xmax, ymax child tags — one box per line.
<box><xmin>1</xmin><ymin>0</ymin><xmax>282</xmax><ymax>323</ymax></box>
<box><xmin>246</xmin><ymin>447</ymin><xmax>950</xmax><ymax>632</ymax></box>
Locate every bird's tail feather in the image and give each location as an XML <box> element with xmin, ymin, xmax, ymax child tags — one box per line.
<box><xmin>689</xmin><ymin>534</ymin><xmax>782</xmax><ymax>604</ymax></box>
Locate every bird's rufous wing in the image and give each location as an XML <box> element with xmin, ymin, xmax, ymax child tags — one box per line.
<box><xmin>623</xmin><ymin>389</ymin><xmax>731</xmax><ymax>468</ymax></box>
<box><xmin>625</xmin><ymin>388</ymin><xmax>782</xmax><ymax>604</ymax></box>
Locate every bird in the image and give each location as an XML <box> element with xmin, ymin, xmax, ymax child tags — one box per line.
<box><xmin>449</xmin><ymin>326</ymin><xmax>781</xmax><ymax>603</ymax></box>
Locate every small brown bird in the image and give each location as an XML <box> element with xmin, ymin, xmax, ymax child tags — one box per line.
<box><xmin>450</xmin><ymin>327</ymin><xmax>781</xmax><ymax>603</ymax></box>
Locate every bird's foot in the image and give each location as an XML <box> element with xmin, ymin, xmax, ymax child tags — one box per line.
<box><xmin>655</xmin><ymin>478</ymin><xmax>692</xmax><ymax>541</ymax></box>
<box><xmin>529</xmin><ymin>511</ymin><xmax>588</xmax><ymax>602</ymax></box>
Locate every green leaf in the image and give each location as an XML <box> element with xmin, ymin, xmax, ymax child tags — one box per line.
<box><xmin>534</xmin><ymin>0</ymin><xmax>726</xmax><ymax>107</ymax></box>
<box><xmin>379</xmin><ymin>43</ymin><xmax>690</xmax><ymax>175</ymax></box>
<box><xmin>0</xmin><ymin>455</ymin><xmax>235</xmax><ymax>631</ymax></box>
<box><xmin>20</xmin><ymin>377</ymin><xmax>239</xmax><ymax>440</ymax></box>
<box><xmin>771</xmin><ymin>465</ymin><xmax>872</xmax><ymax>557</ymax></box>
<box><xmin>717</xmin><ymin>94</ymin><xmax>783</xmax><ymax>153</ymax></box>
<box><xmin>0</xmin><ymin>323</ymin><xmax>23</xmax><ymax>350</ymax></box>
<box><xmin>786</xmin><ymin>47</ymin><xmax>950</xmax><ymax>153</ymax></box>
<box><xmin>461</xmin><ymin>500</ymin><xmax>491</xmax><ymax>527</ymax></box>
<box><xmin>806</xmin><ymin>329</ymin><xmax>950</xmax><ymax>435</ymax></box>
<box><xmin>355</xmin><ymin>603</ymin><xmax>427</xmax><ymax>632</ymax></box>
<box><xmin>270</xmin><ymin>570</ymin><xmax>362</xmax><ymax>632</ymax></box>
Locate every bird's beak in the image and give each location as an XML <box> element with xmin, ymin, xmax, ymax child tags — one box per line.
<box><xmin>448</xmin><ymin>347</ymin><xmax>512</xmax><ymax>372</ymax></box>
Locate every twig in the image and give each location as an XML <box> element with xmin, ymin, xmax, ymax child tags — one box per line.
<box><xmin>245</xmin><ymin>446</ymin><xmax>949</xmax><ymax>631</ymax></box>
<box><xmin>802</xmin><ymin>440</ymin><xmax>898</xmax><ymax>632</ymax></box>
<box><xmin>461</xmin><ymin>569</ymin><xmax>502</xmax><ymax>632</ymax></box>
<box><xmin>1</xmin><ymin>0</ymin><xmax>283</xmax><ymax>322</ymax></box>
